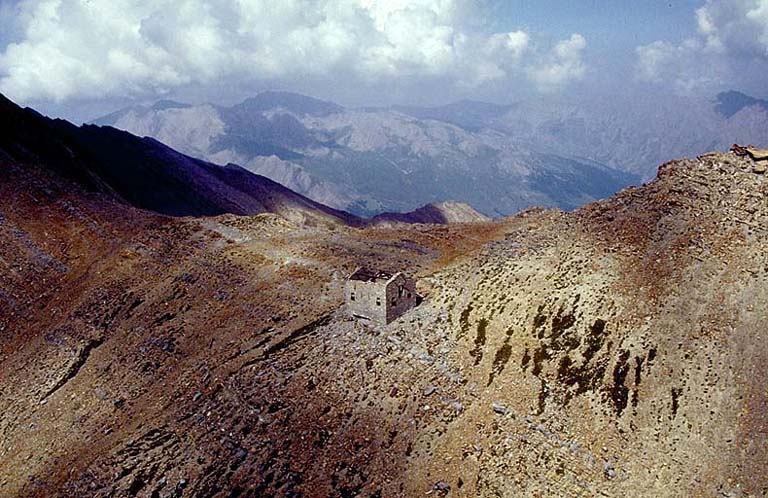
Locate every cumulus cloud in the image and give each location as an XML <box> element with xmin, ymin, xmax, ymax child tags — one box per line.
<box><xmin>634</xmin><ymin>38</ymin><xmax>724</xmax><ymax>94</ymax></box>
<box><xmin>0</xmin><ymin>0</ymin><xmax>585</xmax><ymax>102</ymax></box>
<box><xmin>527</xmin><ymin>34</ymin><xmax>586</xmax><ymax>91</ymax></box>
<box><xmin>635</xmin><ymin>0</ymin><xmax>768</xmax><ymax>94</ymax></box>
<box><xmin>694</xmin><ymin>0</ymin><xmax>768</xmax><ymax>56</ymax></box>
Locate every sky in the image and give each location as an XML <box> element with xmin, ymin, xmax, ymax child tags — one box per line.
<box><xmin>0</xmin><ymin>0</ymin><xmax>767</xmax><ymax>122</ymax></box>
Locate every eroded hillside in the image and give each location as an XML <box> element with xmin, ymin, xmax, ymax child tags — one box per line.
<box><xmin>1</xmin><ymin>151</ymin><xmax>766</xmax><ymax>497</ymax></box>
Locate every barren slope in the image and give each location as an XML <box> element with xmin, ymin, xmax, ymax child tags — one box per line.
<box><xmin>0</xmin><ymin>151</ymin><xmax>766</xmax><ymax>498</ymax></box>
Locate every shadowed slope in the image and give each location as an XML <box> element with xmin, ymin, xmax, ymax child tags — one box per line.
<box><xmin>371</xmin><ymin>201</ymin><xmax>490</xmax><ymax>225</ymax></box>
<box><xmin>0</xmin><ymin>93</ymin><xmax>360</xmax><ymax>225</ymax></box>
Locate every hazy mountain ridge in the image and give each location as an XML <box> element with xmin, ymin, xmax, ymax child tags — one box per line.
<box><xmin>391</xmin><ymin>100</ymin><xmax>517</xmax><ymax>132</ymax></box>
<box><xmin>714</xmin><ymin>90</ymin><xmax>768</xmax><ymax>119</ymax></box>
<box><xmin>94</xmin><ymin>89</ymin><xmax>768</xmax><ymax>218</ymax></box>
<box><xmin>0</xmin><ymin>93</ymin><xmax>360</xmax><ymax>226</ymax></box>
<box><xmin>1</xmin><ymin>94</ymin><xmax>490</xmax><ymax>229</ymax></box>
<box><xmin>393</xmin><ymin>90</ymin><xmax>768</xmax><ymax>179</ymax></box>
<box><xmin>94</xmin><ymin>92</ymin><xmax>639</xmax><ymax>217</ymax></box>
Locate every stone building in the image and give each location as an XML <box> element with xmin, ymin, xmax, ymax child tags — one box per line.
<box><xmin>345</xmin><ymin>268</ymin><xmax>417</xmax><ymax>324</ymax></box>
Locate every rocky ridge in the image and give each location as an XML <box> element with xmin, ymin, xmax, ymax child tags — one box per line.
<box><xmin>0</xmin><ymin>149</ymin><xmax>766</xmax><ymax>497</ymax></box>
<box><xmin>371</xmin><ymin>201</ymin><xmax>490</xmax><ymax>226</ymax></box>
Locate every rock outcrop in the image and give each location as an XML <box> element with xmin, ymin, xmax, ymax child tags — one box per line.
<box><xmin>371</xmin><ymin>201</ymin><xmax>490</xmax><ymax>226</ymax></box>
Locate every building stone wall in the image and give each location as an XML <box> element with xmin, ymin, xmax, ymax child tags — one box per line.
<box><xmin>385</xmin><ymin>274</ymin><xmax>418</xmax><ymax>323</ymax></box>
<box><xmin>345</xmin><ymin>279</ymin><xmax>387</xmax><ymax>323</ymax></box>
<box><xmin>345</xmin><ymin>270</ymin><xmax>417</xmax><ymax>324</ymax></box>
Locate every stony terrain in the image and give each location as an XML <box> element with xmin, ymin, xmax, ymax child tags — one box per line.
<box><xmin>1</xmin><ymin>142</ymin><xmax>766</xmax><ymax>498</ymax></box>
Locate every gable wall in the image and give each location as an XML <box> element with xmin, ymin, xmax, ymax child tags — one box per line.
<box><xmin>385</xmin><ymin>275</ymin><xmax>418</xmax><ymax>323</ymax></box>
<box><xmin>345</xmin><ymin>279</ymin><xmax>387</xmax><ymax>323</ymax></box>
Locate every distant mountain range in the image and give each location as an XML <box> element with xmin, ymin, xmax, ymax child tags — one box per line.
<box><xmin>93</xmin><ymin>90</ymin><xmax>768</xmax><ymax>217</ymax></box>
<box><xmin>92</xmin><ymin>91</ymin><xmax>638</xmax><ymax>217</ymax></box>
<box><xmin>0</xmin><ymin>93</ymin><xmax>488</xmax><ymax>227</ymax></box>
<box><xmin>0</xmin><ymin>93</ymin><xmax>358</xmax><ymax>226</ymax></box>
<box><xmin>473</xmin><ymin>90</ymin><xmax>768</xmax><ymax>179</ymax></box>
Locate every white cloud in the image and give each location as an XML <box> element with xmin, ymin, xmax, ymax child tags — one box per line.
<box><xmin>746</xmin><ymin>1</ymin><xmax>768</xmax><ymax>54</ymax></box>
<box><xmin>635</xmin><ymin>39</ymin><xmax>703</xmax><ymax>83</ymax></box>
<box><xmin>635</xmin><ymin>0</ymin><xmax>768</xmax><ymax>94</ymax></box>
<box><xmin>527</xmin><ymin>33</ymin><xmax>586</xmax><ymax>91</ymax></box>
<box><xmin>695</xmin><ymin>0</ymin><xmax>768</xmax><ymax>56</ymax></box>
<box><xmin>635</xmin><ymin>41</ymin><xmax>674</xmax><ymax>83</ymax></box>
<box><xmin>0</xmin><ymin>0</ymin><xmax>589</xmax><ymax>103</ymax></box>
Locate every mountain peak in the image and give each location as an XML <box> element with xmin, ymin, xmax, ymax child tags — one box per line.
<box><xmin>392</xmin><ymin>99</ymin><xmax>515</xmax><ymax>131</ymax></box>
<box><xmin>151</xmin><ymin>99</ymin><xmax>191</xmax><ymax>111</ymax></box>
<box><xmin>0</xmin><ymin>92</ymin><xmax>359</xmax><ymax>225</ymax></box>
<box><xmin>715</xmin><ymin>90</ymin><xmax>768</xmax><ymax>118</ymax></box>
<box><xmin>234</xmin><ymin>91</ymin><xmax>344</xmax><ymax>116</ymax></box>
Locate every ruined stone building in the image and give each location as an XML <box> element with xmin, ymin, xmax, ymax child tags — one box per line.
<box><xmin>345</xmin><ymin>268</ymin><xmax>417</xmax><ymax>324</ymax></box>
